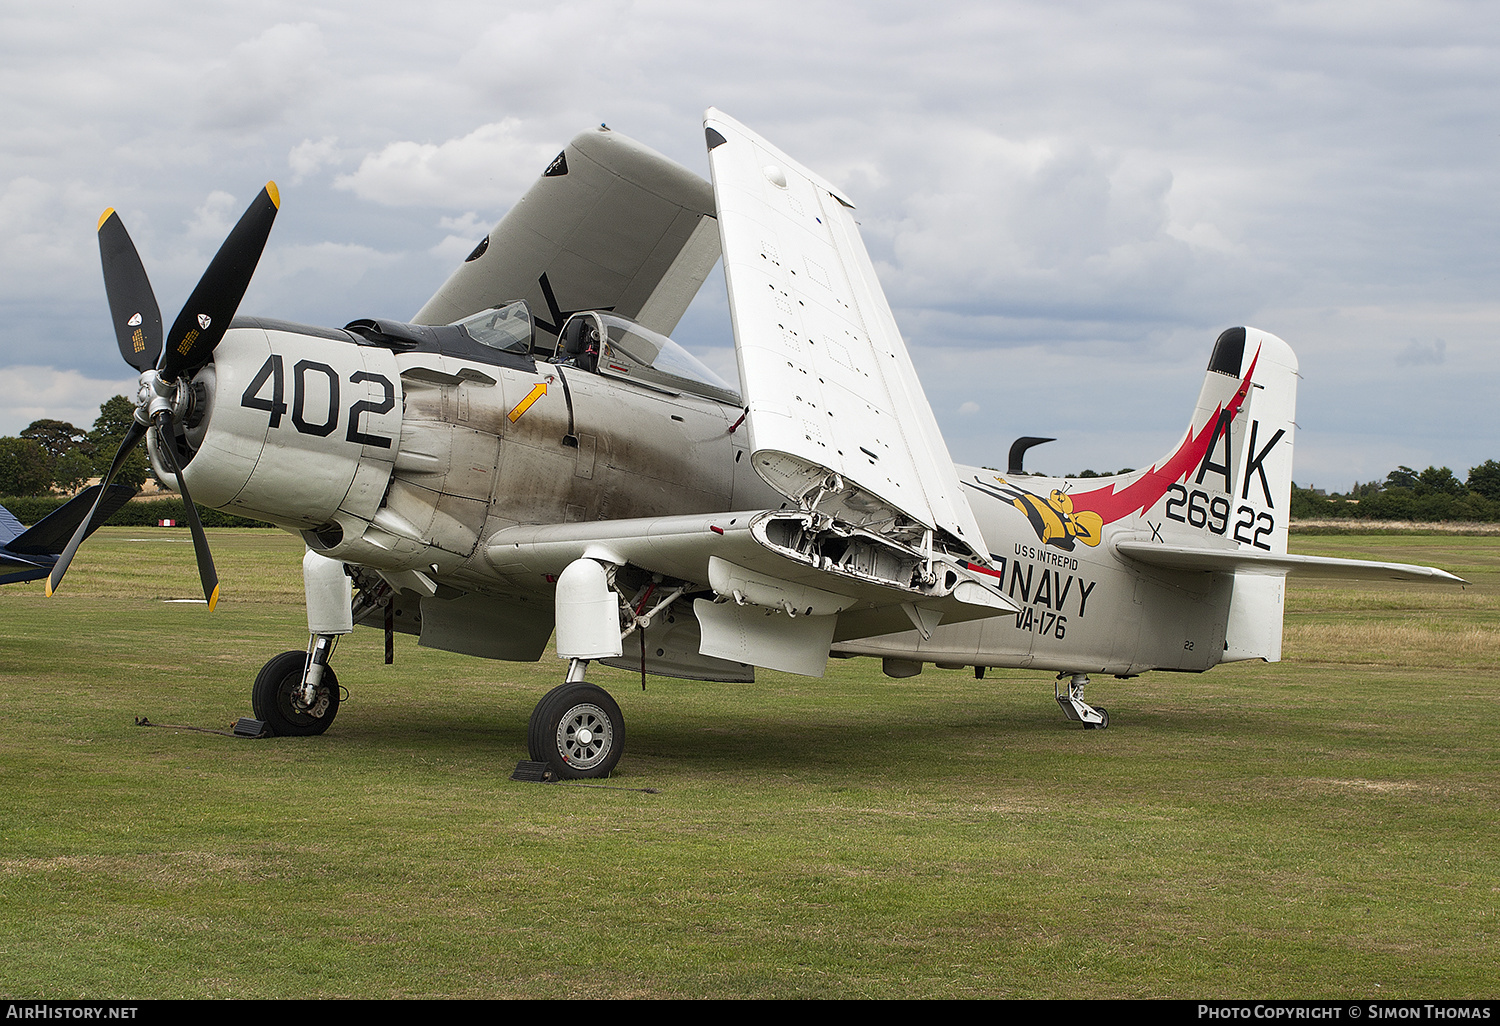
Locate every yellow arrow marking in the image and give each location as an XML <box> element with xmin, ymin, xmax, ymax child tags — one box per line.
<box><xmin>507</xmin><ymin>382</ymin><xmax>548</xmax><ymax>423</ymax></box>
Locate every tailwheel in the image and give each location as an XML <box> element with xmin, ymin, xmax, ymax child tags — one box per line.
<box><xmin>528</xmin><ymin>682</ymin><xmax>624</xmax><ymax>779</ymax></box>
<box><xmin>252</xmin><ymin>650</ymin><xmax>340</xmax><ymax>737</ymax></box>
<box><xmin>1055</xmin><ymin>672</ymin><xmax>1108</xmax><ymax>729</ymax></box>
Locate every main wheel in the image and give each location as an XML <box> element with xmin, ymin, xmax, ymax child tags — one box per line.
<box><xmin>252</xmin><ymin>650</ymin><xmax>340</xmax><ymax>737</ymax></box>
<box><xmin>529</xmin><ymin>682</ymin><xmax>624</xmax><ymax>779</ymax></box>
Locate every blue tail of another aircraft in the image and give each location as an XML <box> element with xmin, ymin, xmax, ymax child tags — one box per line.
<box><xmin>0</xmin><ymin>485</ymin><xmax>136</xmax><ymax>585</ymax></box>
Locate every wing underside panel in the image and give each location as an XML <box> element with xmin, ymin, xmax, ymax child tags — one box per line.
<box><xmin>704</xmin><ymin>109</ymin><xmax>986</xmax><ymax>559</ymax></box>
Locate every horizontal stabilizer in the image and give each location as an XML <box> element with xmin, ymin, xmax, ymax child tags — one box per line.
<box><xmin>1114</xmin><ymin>540</ymin><xmax>1465</xmax><ymax>583</ymax></box>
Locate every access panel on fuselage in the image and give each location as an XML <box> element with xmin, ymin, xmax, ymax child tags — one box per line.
<box><xmin>488</xmin><ymin>363</ymin><xmax>740</xmax><ymax>525</ymax></box>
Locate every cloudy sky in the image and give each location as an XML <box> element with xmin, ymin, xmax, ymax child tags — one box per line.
<box><xmin>2</xmin><ymin>0</ymin><xmax>1496</xmax><ymax>490</ymax></box>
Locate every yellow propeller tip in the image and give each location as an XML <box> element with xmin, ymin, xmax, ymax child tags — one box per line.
<box><xmin>45</xmin><ymin>580</ymin><xmax>55</xmax><ymax>597</ymax></box>
<box><xmin>97</xmin><ymin>208</ymin><xmax>115</xmax><ymax>232</ymax></box>
<box><xmin>208</xmin><ymin>585</ymin><xmax>220</xmax><ymax>611</ymax></box>
<box><xmin>265</xmin><ymin>182</ymin><xmax>280</xmax><ymax>209</ymax></box>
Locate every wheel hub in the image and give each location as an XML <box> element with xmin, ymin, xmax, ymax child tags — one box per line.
<box><xmin>556</xmin><ymin>703</ymin><xmax>612</xmax><ymax>770</ymax></box>
<box><xmin>293</xmin><ymin>686</ymin><xmax>331</xmax><ymax>719</ymax></box>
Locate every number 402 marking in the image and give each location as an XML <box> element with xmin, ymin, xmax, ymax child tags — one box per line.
<box><xmin>240</xmin><ymin>354</ymin><xmax>395</xmax><ymax>448</ymax></box>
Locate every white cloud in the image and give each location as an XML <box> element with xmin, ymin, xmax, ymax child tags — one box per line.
<box><xmin>289</xmin><ymin>137</ymin><xmax>342</xmax><ymax>183</ymax></box>
<box><xmin>1396</xmin><ymin>338</ymin><xmax>1447</xmax><ymax>367</ymax></box>
<box><xmin>427</xmin><ymin>211</ymin><xmax>491</xmax><ymax>264</ymax></box>
<box><xmin>195</xmin><ymin>23</ymin><xmax>331</xmax><ymax>131</ymax></box>
<box><xmin>0</xmin><ymin>176</ymin><xmax>108</xmax><ymax>294</ymax></box>
<box><xmin>0</xmin><ymin>366</ymin><xmax>140</xmax><ymax>437</ymax></box>
<box><xmin>335</xmin><ymin>121</ymin><xmax>557</xmax><ymax>209</ymax></box>
<box><xmin>185</xmin><ymin>190</ymin><xmax>240</xmax><ymax>242</ymax></box>
<box><xmin>257</xmin><ymin>241</ymin><xmax>403</xmax><ymax>294</ymax></box>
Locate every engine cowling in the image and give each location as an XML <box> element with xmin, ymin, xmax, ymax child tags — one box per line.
<box><xmin>148</xmin><ymin>323</ymin><xmax>403</xmax><ymax>532</ymax></box>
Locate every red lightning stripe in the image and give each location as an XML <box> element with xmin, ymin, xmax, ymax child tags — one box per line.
<box><xmin>1067</xmin><ymin>346</ymin><xmax>1261</xmax><ymax>526</ymax></box>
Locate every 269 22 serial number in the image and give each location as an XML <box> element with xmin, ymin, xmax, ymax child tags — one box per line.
<box><xmin>1163</xmin><ymin>484</ymin><xmax>1273</xmax><ymax>550</ymax></box>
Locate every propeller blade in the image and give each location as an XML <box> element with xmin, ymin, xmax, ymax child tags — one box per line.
<box><xmin>159</xmin><ymin>182</ymin><xmax>280</xmax><ymax>380</ymax></box>
<box><xmin>46</xmin><ymin>419</ymin><xmax>148</xmax><ymax>597</ymax></box>
<box><xmin>97</xmin><ymin>209</ymin><xmax>163</xmax><ymax>372</ymax></box>
<box><xmin>151</xmin><ymin>414</ymin><xmax>219</xmax><ymax>610</ymax></box>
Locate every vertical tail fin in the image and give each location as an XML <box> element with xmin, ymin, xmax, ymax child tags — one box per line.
<box><xmin>1203</xmin><ymin>328</ymin><xmax>1298</xmax><ymax>662</ymax></box>
<box><xmin>0</xmin><ymin>503</ymin><xmax>23</xmax><ymax>545</ymax></box>
<box><xmin>1058</xmin><ymin>327</ymin><xmax>1298</xmax><ymax>662</ymax></box>
<box><xmin>1063</xmin><ymin>326</ymin><xmax>1299</xmax><ymax>553</ymax></box>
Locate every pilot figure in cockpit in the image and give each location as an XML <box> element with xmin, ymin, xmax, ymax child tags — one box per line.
<box><xmin>558</xmin><ymin>317</ymin><xmax>602</xmax><ymax>373</ymax></box>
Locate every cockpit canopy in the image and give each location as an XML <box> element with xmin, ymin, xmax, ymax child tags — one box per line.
<box><xmin>344</xmin><ymin>300</ymin><xmax>738</xmax><ymax>405</ymax></box>
<box><xmin>554</xmin><ymin>311</ymin><xmax>740</xmax><ymax>405</ymax></box>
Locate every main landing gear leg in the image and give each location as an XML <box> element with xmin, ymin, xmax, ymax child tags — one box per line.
<box><xmin>527</xmin><ymin>658</ymin><xmax>626</xmax><ymax>780</ymax></box>
<box><xmin>252</xmin><ymin>550</ymin><xmax>352</xmax><ymax>737</ymax></box>
<box><xmin>252</xmin><ymin>634</ymin><xmax>342</xmax><ymax>736</ymax></box>
<box><xmin>1055</xmin><ymin>672</ymin><xmax>1109</xmax><ymax>730</ymax></box>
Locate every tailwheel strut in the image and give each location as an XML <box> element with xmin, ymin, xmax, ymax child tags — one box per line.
<box><xmin>1055</xmin><ymin>672</ymin><xmax>1109</xmax><ymax>730</ymax></box>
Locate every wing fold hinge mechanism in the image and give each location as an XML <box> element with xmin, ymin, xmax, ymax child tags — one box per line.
<box><xmin>748</xmin><ymin>510</ymin><xmax>1017</xmax><ymax>614</ymax></box>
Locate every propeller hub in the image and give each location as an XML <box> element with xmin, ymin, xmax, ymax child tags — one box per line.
<box><xmin>146</xmin><ymin>376</ymin><xmax>176</xmax><ymax>420</ymax></box>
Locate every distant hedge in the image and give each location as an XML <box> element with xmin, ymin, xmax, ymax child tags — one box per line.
<box><xmin>1290</xmin><ymin>486</ymin><xmax>1500</xmax><ymax>523</ymax></box>
<box><xmin>0</xmin><ymin>495</ymin><xmax>276</xmax><ymax>528</ymax></box>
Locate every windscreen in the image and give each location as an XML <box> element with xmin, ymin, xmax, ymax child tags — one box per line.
<box><xmin>456</xmin><ymin>300</ymin><xmax>533</xmax><ymax>355</ymax></box>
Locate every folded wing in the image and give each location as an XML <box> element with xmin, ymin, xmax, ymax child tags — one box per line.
<box><xmin>413</xmin><ymin>126</ymin><xmax>720</xmax><ymax>347</ymax></box>
<box><xmin>703</xmin><ymin>109</ymin><xmax>987</xmax><ymax>563</ymax></box>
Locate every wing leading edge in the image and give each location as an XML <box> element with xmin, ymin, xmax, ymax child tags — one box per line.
<box><xmin>703</xmin><ymin>109</ymin><xmax>988</xmax><ymax>564</ymax></box>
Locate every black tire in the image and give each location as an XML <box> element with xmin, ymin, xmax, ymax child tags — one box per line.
<box><xmin>527</xmin><ymin>682</ymin><xmax>575</xmax><ymax>762</ymax></box>
<box><xmin>529</xmin><ymin>682</ymin><xmax>624</xmax><ymax>779</ymax></box>
<box><xmin>252</xmin><ymin>650</ymin><xmax>339</xmax><ymax>737</ymax></box>
<box><xmin>1097</xmin><ymin>707</ymin><xmax>1109</xmax><ymax>730</ymax></box>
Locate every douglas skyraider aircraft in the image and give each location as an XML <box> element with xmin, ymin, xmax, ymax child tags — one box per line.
<box><xmin>50</xmin><ymin>110</ymin><xmax>1461</xmax><ymax>777</ymax></box>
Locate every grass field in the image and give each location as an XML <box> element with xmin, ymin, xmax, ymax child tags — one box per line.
<box><xmin>0</xmin><ymin>528</ymin><xmax>1495</xmax><ymax>998</ymax></box>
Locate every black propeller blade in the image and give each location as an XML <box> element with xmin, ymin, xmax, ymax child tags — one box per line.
<box><xmin>47</xmin><ymin>183</ymin><xmax>280</xmax><ymax>604</ymax></box>
<box><xmin>150</xmin><ymin>414</ymin><xmax>219</xmax><ymax>610</ymax></box>
<box><xmin>46</xmin><ymin>419</ymin><xmax>147</xmax><ymax>598</ymax></box>
<box><xmin>98</xmin><ymin>209</ymin><xmax>163</xmax><ymax>372</ymax></box>
<box><xmin>159</xmin><ymin>182</ymin><xmax>280</xmax><ymax>379</ymax></box>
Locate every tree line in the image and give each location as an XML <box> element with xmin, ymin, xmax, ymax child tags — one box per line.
<box><xmin>1291</xmin><ymin>463</ymin><xmax>1500</xmax><ymax>522</ymax></box>
<box><xmin>0</xmin><ymin>396</ymin><xmax>148</xmax><ymax>497</ymax></box>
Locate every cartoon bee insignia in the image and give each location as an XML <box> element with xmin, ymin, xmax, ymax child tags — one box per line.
<box><xmin>991</xmin><ymin>478</ymin><xmax>1104</xmax><ymax>551</ymax></box>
